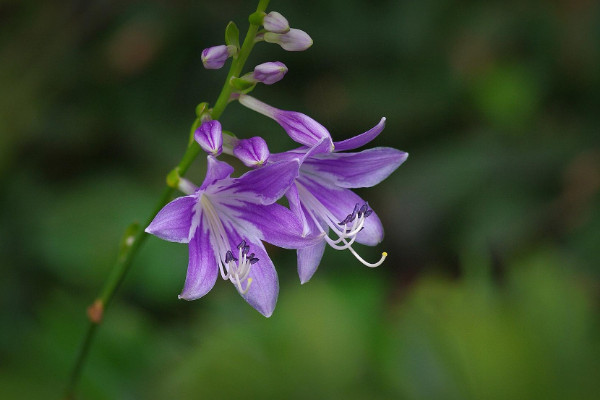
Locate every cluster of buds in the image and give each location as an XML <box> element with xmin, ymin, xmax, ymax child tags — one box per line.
<box><xmin>200</xmin><ymin>11</ymin><xmax>312</xmax><ymax>72</ymax></box>
<box><xmin>147</xmin><ymin>8</ymin><xmax>407</xmax><ymax>317</ymax></box>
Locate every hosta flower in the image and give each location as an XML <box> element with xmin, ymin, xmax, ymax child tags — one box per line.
<box><xmin>268</xmin><ymin>117</ymin><xmax>408</xmax><ymax>283</ymax></box>
<box><xmin>146</xmin><ymin>156</ymin><xmax>319</xmax><ymax>316</ymax></box>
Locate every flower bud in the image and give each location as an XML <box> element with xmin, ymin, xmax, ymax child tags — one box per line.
<box><xmin>263</xmin><ymin>29</ymin><xmax>313</xmax><ymax>51</ymax></box>
<box><xmin>201</xmin><ymin>45</ymin><xmax>237</xmax><ymax>69</ymax></box>
<box><xmin>233</xmin><ymin>137</ymin><xmax>270</xmax><ymax>167</ymax></box>
<box><xmin>238</xmin><ymin>95</ymin><xmax>332</xmax><ymax>150</ymax></box>
<box><xmin>252</xmin><ymin>62</ymin><xmax>288</xmax><ymax>85</ymax></box>
<box><xmin>194</xmin><ymin>120</ymin><xmax>223</xmax><ymax>155</ymax></box>
<box><xmin>263</xmin><ymin>11</ymin><xmax>289</xmax><ymax>33</ymax></box>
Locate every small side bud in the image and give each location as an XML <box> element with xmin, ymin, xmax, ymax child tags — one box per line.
<box><xmin>252</xmin><ymin>62</ymin><xmax>288</xmax><ymax>85</ymax></box>
<box><xmin>201</xmin><ymin>45</ymin><xmax>237</xmax><ymax>69</ymax></box>
<box><xmin>233</xmin><ymin>136</ymin><xmax>270</xmax><ymax>167</ymax></box>
<box><xmin>264</xmin><ymin>29</ymin><xmax>312</xmax><ymax>51</ymax></box>
<box><xmin>263</xmin><ymin>11</ymin><xmax>290</xmax><ymax>33</ymax></box>
<box><xmin>195</xmin><ymin>102</ymin><xmax>209</xmax><ymax>118</ymax></box>
<box><xmin>194</xmin><ymin>120</ymin><xmax>223</xmax><ymax>156</ymax></box>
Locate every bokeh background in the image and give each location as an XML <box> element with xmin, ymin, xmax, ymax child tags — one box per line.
<box><xmin>1</xmin><ymin>0</ymin><xmax>599</xmax><ymax>399</ymax></box>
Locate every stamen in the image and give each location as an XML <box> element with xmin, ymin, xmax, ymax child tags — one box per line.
<box><xmin>295</xmin><ymin>183</ymin><xmax>387</xmax><ymax>268</ymax></box>
<box><xmin>223</xmin><ymin>239</ymin><xmax>258</xmax><ymax>294</ymax></box>
<box><xmin>346</xmin><ymin>245</ymin><xmax>387</xmax><ymax>268</ymax></box>
<box><xmin>225</xmin><ymin>250</ymin><xmax>237</xmax><ymax>263</ymax></box>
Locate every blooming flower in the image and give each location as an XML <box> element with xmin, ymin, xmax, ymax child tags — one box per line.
<box><xmin>145</xmin><ymin>155</ymin><xmax>319</xmax><ymax>316</ymax></box>
<box><xmin>267</xmin><ymin>118</ymin><xmax>408</xmax><ymax>283</ymax></box>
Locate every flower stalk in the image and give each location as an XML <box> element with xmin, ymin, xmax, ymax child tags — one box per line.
<box><xmin>64</xmin><ymin>0</ymin><xmax>270</xmax><ymax>397</ymax></box>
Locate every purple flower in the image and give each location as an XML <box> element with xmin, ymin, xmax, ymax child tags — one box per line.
<box><xmin>263</xmin><ymin>29</ymin><xmax>313</xmax><ymax>51</ymax></box>
<box><xmin>201</xmin><ymin>45</ymin><xmax>236</xmax><ymax>69</ymax></box>
<box><xmin>263</xmin><ymin>11</ymin><xmax>290</xmax><ymax>33</ymax></box>
<box><xmin>269</xmin><ymin>118</ymin><xmax>408</xmax><ymax>283</ymax></box>
<box><xmin>232</xmin><ymin>136</ymin><xmax>270</xmax><ymax>167</ymax></box>
<box><xmin>145</xmin><ymin>156</ymin><xmax>320</xmax><ymax>317</ymax></box>
<box><xmin>194</xmin><ymin>120</ymin><xmax>223</xmax><ymax>156</ymax></box>
<box><xmin>252</xmin><ymin>62</ymin><xmax>288</xmax><ymax>85</ymax></box>
<box><xmin>238</xmin><ymin>94</ymin><xmax>333</xmax><ymax>150</ymax></box>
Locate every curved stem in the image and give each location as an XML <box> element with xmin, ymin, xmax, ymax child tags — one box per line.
<box><xmin>64</xmin><ymin>1</ymin><xmax>270</xmax><ymax>398</ymax></box>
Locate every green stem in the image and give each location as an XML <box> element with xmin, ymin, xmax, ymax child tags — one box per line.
<box><xmin>64</xmin><ymin>1</ymin><xmax>269</xmax><ymax>398</ymax></box>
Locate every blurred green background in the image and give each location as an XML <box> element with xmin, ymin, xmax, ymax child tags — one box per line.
<box><xmin>1</xmin><ymin>0</ymin><xmax>599</xmax><ymax>399</ymax></box>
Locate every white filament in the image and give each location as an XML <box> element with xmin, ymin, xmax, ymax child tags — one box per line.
<box><xmin>296</xmin><ymin>182</ymin><xmax>387</xmax><ymax>268</ymax></box>
<box><xmin>200</xmin><ymin>194</ymin><xmax>253</xmax><ymax>293</ymax></box>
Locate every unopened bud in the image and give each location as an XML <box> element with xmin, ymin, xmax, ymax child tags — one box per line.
<box><xmin>233</xmin><ymin>137</ymin><xmax>270</xmax><ymax>167</ymax></box>
<box><xmin>194</xmin><ymin>120</ymin><xmax>223</xmax><ymax>155</ymax></box>
<box><xmin>252</xmin><ymin>62</ymin><xmax>288</xmax><ymax>85</ymax></box>
<box><xmin>263</xmin><ymin>29</ymin><xmax>313</xmax><ymax>51</ymax></box>
<box><xmin>201</xmin><ymin>45</ymin><xmax>237</xmax><ymax>69</ymax></box>
<box><xmin>263</xmin><ymin>11</ymin><xmax>289</xmax><ymax>33</ymax></box>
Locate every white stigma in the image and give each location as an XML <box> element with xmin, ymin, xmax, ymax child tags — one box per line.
<box><xmin>296</xmin><ymin>182</ymin><xmax>387</xmax><ymax>268</ymax></box>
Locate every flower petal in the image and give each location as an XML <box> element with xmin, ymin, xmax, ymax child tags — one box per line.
<box><xmin>285</xmin><ymin>183</ymin><xmax>310</xmax><ymax>236</ymax></box>
<box><xmin>178</xmin><ymin>214</ymin><xmax>219</xmax><ymax>300</ymax></box>
<box><xmin>227</xmin><ymin>200</ymin><xmax>323</xmax><ymax>249</ymax></box>
<box><xmin>217</xmin><ymin>160</ymin><xmax>299</xmax><ymax>204</ymax></box>
<box><xmin>222</xmin><ymin>224</ymin><xmax>278</xmax><ymax>317</ymax></box>
<box><xmin>200</xmin><ymin>155</ymin><xmax>234</xmax><ymax>190</ymax></box>
<box><xmin>302</xmin><ymin>147</ymin><xmax>408</xmax><ymax>188</ymax></box>
<box><xmin>333</xmin><ymin>117</ymin><xmax>386</xmax><ymax>152</ymax></box>
<box><xmin>299</xmin><ymin>176</ymin><xmax>384</xmax><ymax>246</ymax></box>
<box><xmin>145</xmin><ymin>195</ymin><xmax>196</xmax><ymax>243</ymax></box>
<box><xmin>298</xmin><ymin>242</ymin><xmax>326</xmax><ymax>284</ymax></box>
<box><xmin>267</xmin><ymin>137</ymin><xmax>333</xmax><ymax>165</ymax></box>
<box><xmin>297</xmin><ymin>204</ymin><xmax>327</xmax><ymax>283</ymax></box>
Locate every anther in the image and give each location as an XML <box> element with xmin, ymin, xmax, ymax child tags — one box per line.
<box><xmin>225</xmin><ymin>250</ymin><xmax>237</xmax><ymax>263</ymax></box>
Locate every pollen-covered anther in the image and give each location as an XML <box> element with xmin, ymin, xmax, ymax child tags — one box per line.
<box><xmin>223</xmin><ymin>240</ymin><xmax>257</xmax><ymax>294</ymax></box>
<box><xmin>336</xmin><ymin>203</ymin><xmax>372</xmax><ymax>239</ymax></box>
